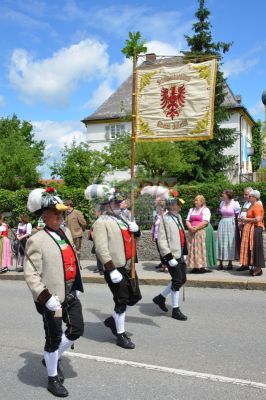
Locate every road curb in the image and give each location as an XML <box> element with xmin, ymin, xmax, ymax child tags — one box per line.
<box><xmin>1</xmin><ymin>273</ymin><xmax>266</xmax><ymax>290</ymax></box>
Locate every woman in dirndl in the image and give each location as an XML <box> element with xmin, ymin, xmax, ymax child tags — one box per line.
<box><xmin>186</xmin><ymin>195</ymin><xmax>216</xmax><ymax>273</ymax></box>
<box><xmin>0</xmin><ymin>215</ymin><xmax>12</xmax><ymax>273</ymax></box>
<box><xmin>239</xmin><ymin>190</ymin><xmax>264</xmax><ymax>276</ymax></box>
<box><xmin>216</xmin><ymin>190</ymin><xmax>241</xmax><ymax>270</ymax></box>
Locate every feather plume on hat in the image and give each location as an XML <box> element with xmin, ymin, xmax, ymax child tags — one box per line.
<box><xmin>27</xmin><ymin>187</ymin><xmax>67</xmax><ymax>214</ymax></box>
<box><xmin>84</xmin><ymin>184</ymin><xmax>124</xmax><ymax>204</ymax></box>
<box><xmin>140</xmin><ymin>185</ymin><xmax>169</xmax><ymax>200</ymax></box>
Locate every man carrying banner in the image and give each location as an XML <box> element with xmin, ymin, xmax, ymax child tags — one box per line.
<box><xmin>153</xmin><ymin>190</ymin><xmax>188</xmax><ymax>321</ymax></box>
<box><xmin>85</xmin><ymin>185</ymin><xmax>142</xmax><ymax>349</ymax></box>
<box><xmin>24</xmin><ymin>187</ymin><xmax>84</xmax><ymax>398</ymax></box>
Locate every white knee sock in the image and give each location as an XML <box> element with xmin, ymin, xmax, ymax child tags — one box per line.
<box><xmin>171</xmin><ymin>290</ymin><xmax>179</xmax><ymax>308</ymax></box>
<box><xmin>112</xmin><ymin>311</ymin><xmax>126</xmax><ymax>334</ymax></box>
<box><xmin>44</xmin><ymin>350</ymin><xmax>58</xmax><ymax>377</ymax></box>
<box><xmin>161</xmin><ymin>282</ymin><xmax>172</xmax><ymax>298</ymax></box>
<box><xmin>58</xmin><ymin>333</ymin><xmax>74</xmax><ymax>359</ymax></box>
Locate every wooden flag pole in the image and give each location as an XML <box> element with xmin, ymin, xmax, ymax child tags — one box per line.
<box><xmin>121</xmin><ymin>31</ymin><xmax>147</xmax><ymax>281</ymax></box>
<box><xmin>130</xmin><ymin>52</ymin><xmax>137</xmax><ymax>280</ymax></box>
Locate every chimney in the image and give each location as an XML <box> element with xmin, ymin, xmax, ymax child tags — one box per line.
<box><xmin>145</xmin><ymin>53</ymin><xmax>156</xmax><ymax>63</ymax></box>
<box><xmin>235</xmin><ymin>95</ymin><xmax>242</xmax><ymax>104</ymax></box>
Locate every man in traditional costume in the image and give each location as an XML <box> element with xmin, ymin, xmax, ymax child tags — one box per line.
<box><xmin>64</xmin><ymin>200</ymin><xmax>87</xmax><ymax>260</ymax></box>
<box><xmin>24</xmin><ymin>187</ymin><xmax>84</xmax><ymax>397</ymax></box>
<box><xmin>152</xmin><ymin>190</ymin><xmax>188</xmax><ymax>321</ymax></box>
<box><xmin>85</xmin><ymin>185</ymin><xmax>142</xmax><ymax>349</ymax></box>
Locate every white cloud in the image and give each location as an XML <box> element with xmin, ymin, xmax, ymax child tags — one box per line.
<box><xmin>0</xmin><ymin>7</ymin><xmax>52</xmax><ymax>31</ymax></box>
<box><xmin>32</xmin><ymin>119</ymin><xmax>87</xmax><ymax>177</ymax></box>
<box><xmin>146</xmin><ymin>40</ymin><xmax>181</xmax><ymax>57</ymax></box>
<box><xmin>89</xmin><ymin>6</ymin><xmax>190</xmax><ymax>45</ymax></box>
<box><xmin>0</xmin><ymin>95</ymin><xmax>5</xmax><ymax>107</ymax></box>
<box><xmin>32</xmin><ymin>120</ymin><xmax>86</xmax><ymax>153</ymax></box>
<box><xmin>84</xmin><ymin>80</ymin><xmax>114</xmax><ymax>109</ymax></box>
<box><xmin>9</xmin><ymin>39</ymin><xmax>109</xmax><ymax>105</ymax></box>
<box><xmin>110</xmin><ymin>58</ymin><xmax>132</xmax><ymax>85</ymax></box>
<box><xmin>222</xmin><ymin>57</ymin><xmax>260</xmax><ymax>78</ymax></box>
<box><xmin>248</xmin><ymin>102</ymin><xmax>265</xmax><ymax>118</ymax></box>
<box><xmin>84</xmin><ymin>40</ymin><xmax>181</xmax><ymax>111</ymax></box>
<box><xmin>63</xmin><ymin>2</ymin><xmax>191</xmax><ymax>46</ymax></box>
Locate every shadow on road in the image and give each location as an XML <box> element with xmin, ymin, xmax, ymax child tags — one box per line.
<box><xmin>81</xmin><ymin>306</ymin><xmax>160</xmax><ymax>344</ymax></box>
<box><xmin>136</xmin><ymin>301</ymin><xmax>167</xmax><ymax>318</ymax></box>
<box><xmin>87</xmin><ymin>307</ymin><xmax>160</xmax><ymax>327</ymax></box>
<box><xmin>18</xmin><ymin>351</ymin><xmax>77</xmax><ymax>388</ymax></box>
<box><xmin>83</xmin><ymin>320</ymin><xmax>116</xmax><ymax>344</ymax></box>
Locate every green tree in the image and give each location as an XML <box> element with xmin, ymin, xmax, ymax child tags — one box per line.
<box><xmin>180</xmin><ymin>0</ymin><xmax>237</xmax><ymax>182</ymax></box>
<box><xmin>106</xmin><ymin>132</ymin><xmax>199</xmax><ymax>179</ymax></box>
<box><xmin>121</xmin><ymin>32</ymin><xmax>147</xmax><ymax>59</ymax></box>
<box><xmin>50</xmin><ymin>140</ymin><xmax>109</xmax><ymax>187</ymax></box>
<box><xmin>252</xmin><ymin>120</ymin><xmax>263</xmax><ymax>171</ymax></box>
<box><xmin>0</xmin><ymin>114</ymin><xmax>45</xmax><ymax>190</ymax></box>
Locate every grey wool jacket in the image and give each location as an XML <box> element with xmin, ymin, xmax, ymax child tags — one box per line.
<box><xmin>24</xmin><ymin>227</ymin><xmax>83</xmax><ymax>305</ymax></box>
<box><xmin>93</xmin><ymin>214</ymin><xmax>137</xmax><ymax>271</ymax></box>
<box><xmin>157</xmin><ymin>213</ymin><xmax>184</xmax><ymax>261</ymax></box>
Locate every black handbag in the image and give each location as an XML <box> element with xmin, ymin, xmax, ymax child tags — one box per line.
<box><xmin>124</xmin><ymin>269</ymin><xmax>142</xmax><ymax>305</ymax></box>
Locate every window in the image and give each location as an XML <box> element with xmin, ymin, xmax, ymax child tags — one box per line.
<box><xmin>106</xmin><ymin>124</ymin><xmax>126</xmax><ymax>140</ymax></box>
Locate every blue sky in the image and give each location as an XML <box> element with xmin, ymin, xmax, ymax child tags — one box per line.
<box><xmin>0</xmin><ymin>0</ymin><xmax>265</xmax><ymax>177</ymax></box>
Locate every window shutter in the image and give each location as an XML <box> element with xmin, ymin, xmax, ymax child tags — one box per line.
<box><xmin>105</xmin><ymin>126</ymin><xmax>110</xmax><ymax>140</ymax></box>
<box><xmin>110</xmin><ymin>125</ymin><xmax>116</xmax><ymax>139</ymax></box>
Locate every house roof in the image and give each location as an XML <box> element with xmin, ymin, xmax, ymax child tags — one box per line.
<box><xmin>82</xmin><ymin>60</ymin><xmax>255</xmax><ymax>125</ymax></box>
<box><xmin>82</xmin><ymin>75</ymin><xmax>133</xmax><ymax>123</ymax></box>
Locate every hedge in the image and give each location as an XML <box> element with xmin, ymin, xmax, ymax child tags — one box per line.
<box><xmin>0</xmin><ymin>182</ymin><xmax>265</xmax><ymax>229</ymax></box>
<box><xmin>131</xmin><ymin>181</ymin><xmax>266</xmax><ymax>229</ymax></box>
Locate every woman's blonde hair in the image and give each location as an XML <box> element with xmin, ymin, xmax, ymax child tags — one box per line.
<box><xmin>195</xmin><ymin>195</ymin><xmax>206</xmax><ymax>205</ymax></box>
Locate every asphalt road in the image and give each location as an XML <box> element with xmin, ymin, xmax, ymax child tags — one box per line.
<box><xmin>1</xmin><ymin>281</ymin><xmax>266</xmax><ymax>399</ymax></box>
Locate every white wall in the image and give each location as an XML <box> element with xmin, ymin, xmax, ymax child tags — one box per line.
<box><xmin>86</xmin><ymin>121</ymin><xmax>131</xmax><ymax>152</ymax></box>
<box><xmin>221</xmin><ymin>112</ymin><xmax>253</xmax><ymax>180</ymax></box>
<box><xmin>86</xmin><ymin>121</ymin><xmax>132</xmax><ymax>181</ymax></box>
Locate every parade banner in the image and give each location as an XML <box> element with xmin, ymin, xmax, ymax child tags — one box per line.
<box><xmin>136</xmin><ymin>59</ymin><xmax>217</xmax><ymax>142</ymax></box>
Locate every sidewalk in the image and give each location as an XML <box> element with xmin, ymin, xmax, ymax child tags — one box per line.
<box><xmin>2</xmin><ymin>260</ymin><xmax>266</xmax><ymax>290</ymax></box>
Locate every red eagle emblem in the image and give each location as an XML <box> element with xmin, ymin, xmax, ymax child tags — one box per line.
<box><xmin>161</xmin><ymin>84</ymin><xmax>186</xmax><ymax>120</ymax></box>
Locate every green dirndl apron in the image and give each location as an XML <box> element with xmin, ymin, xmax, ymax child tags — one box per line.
<box><xmin>205</xmin><ymin>223</ymin><xmax>217</xmax><ymax>268</ymax></box>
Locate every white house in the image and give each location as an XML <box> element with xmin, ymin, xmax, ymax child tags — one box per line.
<box><xmin>82</xmin><ymin>54</ymin><xmax>255</xmax><ymax>183</ymax></box>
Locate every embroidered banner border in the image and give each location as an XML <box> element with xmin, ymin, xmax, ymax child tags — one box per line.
<box><xmin>135</xmin><ymin>59</ymin><xmax>218</xmax><ymax>142</ymax></box>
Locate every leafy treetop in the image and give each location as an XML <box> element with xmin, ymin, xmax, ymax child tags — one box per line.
<box><xmin>122</xmin><ymin>31</ymin><xmax>147</xmax><ymax>59</ymax></box>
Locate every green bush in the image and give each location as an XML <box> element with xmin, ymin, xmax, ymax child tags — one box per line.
<box><xmin>176</xmin><ymin>182</ymin><xmax>266</xmax><ymax>228</ymax></box>
<box><xmin>0</xmin><ymin>187</ymin><xmax>94</xmax><ymax>228</ymax></box>
<box><xmin>0</xmin><ymin>182</ymin><xmax>265</xmax><ymax>230</ymax></box>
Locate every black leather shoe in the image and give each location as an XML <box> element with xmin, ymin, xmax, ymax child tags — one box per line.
<box><xmin>250</xmin><ymin>267</ymin><xmax>263</xmax><ymax>277</ymax></box>
<box><xmin>117</xmin><ymin>333</ymin><xmax>135</xmax><ymax>349</ymax></box>
<box><xmin>152</xmin><ymin>294</ymin><xmax>168</xmax><ymax>312</ymax></box>
<box><xmin>47</xmin><ymin>376</ymin><xmax>68</xmax><ymax>397</ymax></box>
<box><xmin>104</xmin><ymin>316</ymin><xmax>117</xmax><ymax>337</ymax></box>
<box><xmin>236</xmin><ymin>266</ymin><xmax>249</xmax><ymax>271</ymax></box>
<box><xmin>199</xmin><ymin>268</ymin><xmax>212</xmax><ymax>273</ymax></box>
<box><xmin>172</xmin><ymin>307</ymin><xmax>187</xmax><ymax>321</ymax></box>
<box><xmin>42</xmin><ymin>359</ymin><xmax>64</xmax><ymax>383</ymax></box>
